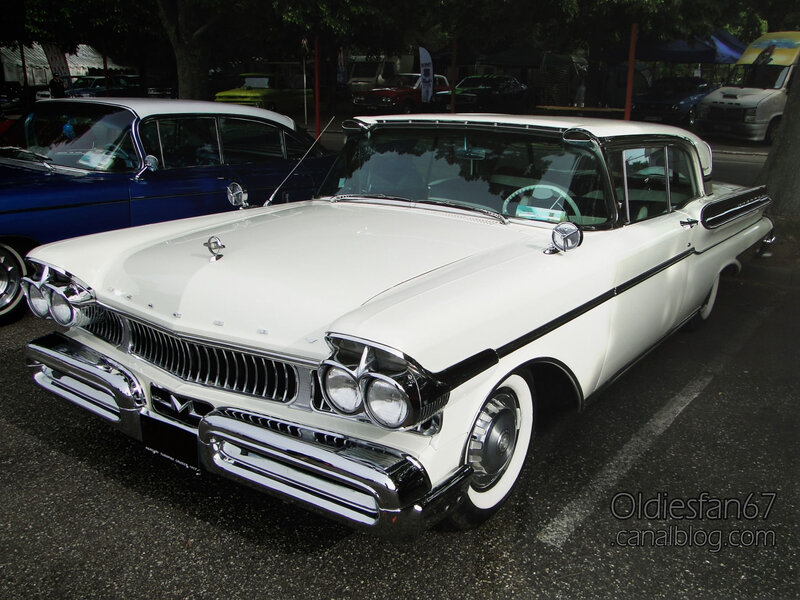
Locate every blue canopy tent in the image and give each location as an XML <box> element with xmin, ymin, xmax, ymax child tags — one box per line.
<box><xmin>628</xmin><ymin>29</ymin><xmax>746</xmax><ymax>64</ymax></box>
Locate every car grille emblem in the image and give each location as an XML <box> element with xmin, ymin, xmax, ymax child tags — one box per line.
<box><xmin>203</xmin><ymin>236</ymin><xmax>225</xmax><ymax>262</ymax></box>
<box><xmin>169</xmin><ymin>393</ymin><xmax>193</xmax><ymax>415</ymax></box>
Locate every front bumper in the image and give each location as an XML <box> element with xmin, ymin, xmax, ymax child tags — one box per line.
<box><xmin>26</xmin><ymin>332</ymin><xmax>471</xmax><ymax>535</ymax></box>
<box><xmin>696</xmin><ymin>119</ymin><xmax>767</xmax><ymax>141</ymax></box>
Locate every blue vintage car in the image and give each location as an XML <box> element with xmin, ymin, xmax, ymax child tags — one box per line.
<box><xmin>631</xmin><ymin>77</ymin><xmax>717</xmax><ymax>128</ymax></box>
<box><xmin>0</xmin><ymin>98</ymin><xmax>333</xmax><ymax>323</ymax></box>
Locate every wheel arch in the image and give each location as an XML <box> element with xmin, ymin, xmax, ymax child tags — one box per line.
<box><xmin>516</xmin><ymin>357</ymin><xmax>584</xmax><ymax>413</ymax></box>
<box><xmin>0</xmin><ymin>235</ymin><xmax>38</xmax><ymax>256</ymax></box>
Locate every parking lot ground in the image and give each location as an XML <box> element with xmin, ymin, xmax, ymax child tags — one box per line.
<box><xmin>0</xmin><ymin>221</ymin><xmax>797</xmax><ymax>599</ymax></box>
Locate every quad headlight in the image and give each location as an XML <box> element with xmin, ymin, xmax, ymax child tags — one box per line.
<box><xmin>319</xmin><ymin>335</ymin><xmax>449</xmax><ymax>430</ymax></box>
<box><xmin>21</xmin><ymin>262</ymin><xmax>95</xmax><ymax>327</ymax></box>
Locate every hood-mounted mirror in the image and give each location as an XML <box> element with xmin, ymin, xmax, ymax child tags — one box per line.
<box><xmin>545</xmin><ymin>222</ymin><xmax>584</xmax><ymax>254</ymax></box>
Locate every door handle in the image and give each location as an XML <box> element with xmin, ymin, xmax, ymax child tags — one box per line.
<box><xmin>680</xmin><ymin>218</ymin><xmax>699</xmax><ymax>228</ymax></box>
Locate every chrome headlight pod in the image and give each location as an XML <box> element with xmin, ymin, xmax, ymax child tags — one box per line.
<box><xmin>43</xmin><ymin>281</ymin><xmax>94</xmax><ymax>327</ymax></box>
<box><xmin>21</xmin><ymin>278</ymin><xmax>50</xmax><ymax>318</ymax></box>
<box><xmin>320</xmin><ymin>361</ymin><xmax>362</xmax><ymax>415</ymax></box>
<box><xmin>363</xmin><ymin>373</ymin><xmax>412</xmax><ymax>429</ymax></box>
<box><xmin>320</xmin><ymin>335</ymin><xmax>450</xmax><ymax>430</ymax></box>
<box><xmin>21</xmin><ymin>260</ymin><xmax>95</xmax><ymax>327</ymax></box>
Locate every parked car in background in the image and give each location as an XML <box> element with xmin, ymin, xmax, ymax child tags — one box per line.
<box><xmin>214</xmin><ymin>73</ymin><xmax>312</xmax><ymax>114</ymax></box>
<box><xmin>698</xmin><ymin>31</ymin><xmax>800</xmax><ymax>143</ymax></box>
<box><xmin>0</xmin><ymin>97</ymin><xmax>332</xmax><ymax>323</ymax></box>
<box><xmin>64</xmin><ymin>74</ymin><xmax>145</xmax><ymax>98</ymax></box>
<box><xmin>0</xmin><ymin>81</ymin><xmax>23</xmax><ymax>112</ymax></box>
<box><xmin>632</xmin><ymin>77</ymin><xmax>716</xmax><ymax>128</ymax></box>
<box><xmin>22</xmin><ymin>114</ymin><xmax>774</xmax><ymax>535</ymax></box>
<box><xmin>435</xmin><ymin>74</ymin><xmax>530</xmax><ymax>113</ymax></box>
<box><xmin>352</xmin><ymin>73</ymin><xmax>450</xmax><ymax>113</ymax></box>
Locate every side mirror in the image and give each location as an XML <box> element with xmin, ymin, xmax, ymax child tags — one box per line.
<box><xmin>546</xmin><ymin>222</ymin><xmax>584</xmax><ymax>254</ymax></box>
<box><xmin>227</xmin><ymin>181</ymin><xmax>249</xmax><ymax>208</ymax></box>
<box><xmin>134</xmin><ymin>154</ymin><xmax>159</xmax><ymax>180</ymax></box>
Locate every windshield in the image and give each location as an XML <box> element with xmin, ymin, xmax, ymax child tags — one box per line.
<box><xmin>318</xmin><ymin>127</ymin><xmax>613</xmax><ymax>228</ymax></box>
<box><xmin>71</xmin><ymin>76</ymin><xmax>102</xmax><ymax>89</ymax></box>
<box><xmin>386</xmin><ymin>74</ymin><xmax>420</xmax><ymax>87</ymax></box>
<box><xmin>726</xmin><ymin>64</ymin><xmax>790</xmax><ymax>89</ymax></box>
<box><xmin>243</xmin><ymin>76</ymin><xmax>271</xmax><ymax>89</ymax></box>
<box><xmin>457</xmin><ymin>77</ymin><xmax>493</xmax><ymax>89</ymax></box>
<box><xmin>0</xmin><ymin>102</ymin><xmax>138</xmax><ymax>172</ymax></box>
<box><xmin>351</xmin><ymin>61</ymin><xmax>381</xmax><ymax>78</ymax></box>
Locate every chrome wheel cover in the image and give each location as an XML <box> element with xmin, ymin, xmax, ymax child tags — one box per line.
<box><xmin>0</xmin><ymin>244</ymin><xmax>24</xmax><ymax>313</ymax></box>
<box><xmin>467</xmin><ymin>391</ymin><xmax>519</xmax><ymax>490</ymax></box>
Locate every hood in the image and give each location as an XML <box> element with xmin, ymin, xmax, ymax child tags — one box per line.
<box><xmin>702</xmin><ymin>86</ymin><xmax>778</xmax><ymax>106</ymax></box>
<box><xmin>34</xmin><ymin>201</ymin><xmax>542</xmax><ymax>361</ymax></box>
<box><xmin>215</xmin><ymin>88</ymin><xmax>270</xmax><ymax>98</ymax></box>
<box><xmin>360</xmin><ymin>86</ymin><xmax>414</xmax><ymax>96</ymax></box>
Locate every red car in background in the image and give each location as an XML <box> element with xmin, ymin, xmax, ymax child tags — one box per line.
<box><xmin>352</xmin><ymin>73</ymin><xmax>450</xmax><ymax>113</ymax></box>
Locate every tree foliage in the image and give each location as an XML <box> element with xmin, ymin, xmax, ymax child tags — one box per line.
<box><xmin>5</xmin><ymin>0</ymin><xmax>799</xmax><ymax>215</ymax></box>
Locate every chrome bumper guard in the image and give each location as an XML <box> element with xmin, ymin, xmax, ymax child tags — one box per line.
<box><xmin>27</xmin><ymin>332</ymin><xmax>146</xmax><ymax>441</ymax></box>
<box><xmin>26</xmin><ymin>332</ymin><xmax>472</xmax><ymax>535</ymax></box>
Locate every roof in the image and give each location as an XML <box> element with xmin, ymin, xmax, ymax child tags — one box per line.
<box><xmin>738</xmin><ymin>31</ymin><xmax>800</xmax><ymax>66</ymax></box>
<box><xmin>39</xmin><ymin>97</ymin><xmax>297</xmax><ymax>130</ymax></box>
<box><xmin>352</xmin><ymin>113</ymin><xmax>713</xmax><ymax>176</ymax></box>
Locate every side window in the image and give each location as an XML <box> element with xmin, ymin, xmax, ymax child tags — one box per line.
<box><xmin>667</xmin><ymin>146</ymin><xmax>698</xmax><ymax>208</ymax></box>
<box><xmin>611</xmin><ymin>147</ymin><xmax>669</xmax><ymax>223</ymax></box>
<box><xmin>219</xmin><ymin>117</ymin><xmax>284</xmax><ymax>164</ymax></box>
<box><xmin>284</xmin><ymin>131</ymin><xmax>317</xmax><ymax>160</ymax></box>
<box><xmin>140</xmin><ymin>117</ymin><xmax>220</xmax><ymax>169</ymax></box>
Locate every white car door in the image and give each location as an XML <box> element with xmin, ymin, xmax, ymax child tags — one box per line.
<box><xmin>598</xmin><ymin>143</ymin><xmax>701</xmax><ymax>382</ymax></box>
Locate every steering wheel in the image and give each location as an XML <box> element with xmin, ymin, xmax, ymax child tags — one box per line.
<box><xmin>502</xmin><ymin>183</ymin><xmax>582</xmax><ymax>219</ymax></box>
<box><xmin>103</xmin><ymin>143</ymin><xmax>135</xmax><ymax>169</ymax></box>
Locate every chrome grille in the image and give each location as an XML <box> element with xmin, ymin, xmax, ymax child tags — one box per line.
<box><xmin>82</xmin><ymin>305</ymin><xmax>126</xmax><ymax>347</ymax></box>
<box><xmin>83</xmin><ymin>307</ymin><xmax>298</xmax><ymax>402</ymax></box>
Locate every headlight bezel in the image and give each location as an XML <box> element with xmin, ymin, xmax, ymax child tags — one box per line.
<box><xmin>21</xmin><ymin>260</ymin><xmax>95</xmax><ymax>327</ymax></box>
<box><xmin>319</xmin><ymin>334</ymin><xmax>450</xmax><ymax>431</ymax></box>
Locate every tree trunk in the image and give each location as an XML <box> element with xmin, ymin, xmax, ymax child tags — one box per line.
<box><xmin>172</xmin><ymin>41</ymin><xmax>210</xmax><ymax>100</ymax></box>
<box><xmin>758</xmin><ymin>81</ymin><xmax>800</xmax><ymax>216</ymax></box>
<box><xmin>155</xmin><ymin>0</ymin><xmax>211</xmax><ymax>100</ymax></box>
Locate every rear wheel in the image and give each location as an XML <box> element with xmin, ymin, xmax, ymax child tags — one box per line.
<box><xmin>445</xmin><ymin>373</ymin><xmax>534</xmax><ymax>529</ymax></box>
<box><xmin>0</xmin><ymin>243</ymin><xmax>28</xmax><ymax>325</ymax></box>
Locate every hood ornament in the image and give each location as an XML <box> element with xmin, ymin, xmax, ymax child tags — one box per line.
<box><xmin>203</xmin><ymin>236</ymin><xmax>225</xmax><ymax>262</ymax></box>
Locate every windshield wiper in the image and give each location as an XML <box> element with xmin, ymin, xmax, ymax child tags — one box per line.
<box><xmin>415</xmin><ymin>198</ymin><xmax>508</xmax><ymax>224</ymax></box>
<box><xmin>0</xmin><ymin>146</ymin><xmax>54</xmax><ymax>171</ymax></box>
<box><xmin>331</xmin><ymin>193</ymin><xmax>414</xmax><ymax>203</ymax></box>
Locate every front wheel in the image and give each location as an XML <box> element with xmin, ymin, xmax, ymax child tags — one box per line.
<box><xmin>0</xmin><ymin>243</ymin><xmax>28</xmax><ymax>325</ymax></box>
<box><xmin>445</xmin><ymin>373</ymin><xmax>534</xmax><ymax>529</ymax></box>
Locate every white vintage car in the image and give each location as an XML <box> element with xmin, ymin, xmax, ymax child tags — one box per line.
<box><xmin>22</xmin><ymin>114</ymin><xmax>774</xmax><ymax>535</ymax></box>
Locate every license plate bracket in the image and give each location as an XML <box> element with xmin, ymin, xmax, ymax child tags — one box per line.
<box><xmin>141</xmin><ymin>413</ymin><xmax>200</xmax><ymax>471</ymax></box>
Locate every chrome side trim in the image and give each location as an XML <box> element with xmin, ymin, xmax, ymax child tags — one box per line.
<box><xmin>26</xmin><ymin>332</ymin><xmax>145</xmax><ymax>441</ymax></box>
<box><xmin>701</xmin><ymin>186</ymin><xmax>772</xmax><ymax>229</ymax></box>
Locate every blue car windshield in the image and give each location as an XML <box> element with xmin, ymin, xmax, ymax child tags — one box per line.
<box><xmin>319</xmin><ymin>127</ymin><xmax>613</xmax><ymax>228</ymax></box>
<box><xmin>0</xmin><ymin>102</ymin><xmax>138</xmax><ymax>172</ymax></box>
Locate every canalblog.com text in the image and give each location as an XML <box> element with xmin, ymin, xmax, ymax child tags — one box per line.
<box><xmin>610</xmin><ymin>491</ymin><xmax>778</xmax><ymax>553</ymax></box>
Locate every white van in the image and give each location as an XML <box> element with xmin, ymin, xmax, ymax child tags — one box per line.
<box><xmin>698</xmin><ymin>31</ymin><xmax>800</xmax><ymax>143</ymax></box>
<box><xmin>346</xmin><ymin>55</ymin><xmax>413</xmax><ymax>95</ymax></box>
